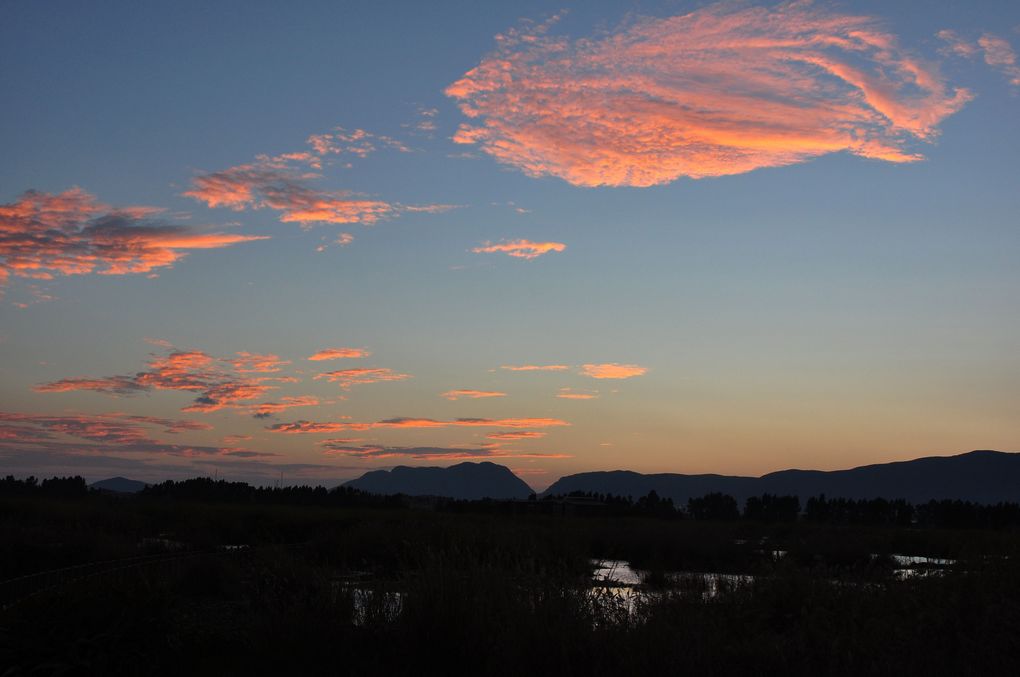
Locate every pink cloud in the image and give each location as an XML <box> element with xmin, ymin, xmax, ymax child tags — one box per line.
<box><xmin>446</xmin><ymin>4</ymin><xmax>971</xmax><ymax>186</ymax></box>
<box><xmin>306</xmin><ymin>127</ymin><xmax>411</xmax><ymax>158</ymax></box>
<box><xmin>579</xmin><ymin>363</ymin><xmax>647</xmax><ymax>379</ymax></box>
<box><xmin>472</xmin><ymin>239</ymin><xmax>566</xmax><ymax>260</ymax></box>
<box><xmin>314</xmin><ymin>367</ymin><xmax>411</xmax><ymax>389</ymax></box>
<box><xmin>308</xmin><ymin>347</ymin><xmax>371</xmax><ymax>361</ymax></box>
<box><xmin>0</xmin><ymin>188</ymin><xmax>266</xmax><ymax>291</ymax></box>
<box><xmin>978</xmin><ymin>34</ymin><xmax>1020</xmax><ymax>85</ymax></box>
<box><xmin>936</xmin><ymin>30</ymin><xmax>980</xmax><ymax>58</ymax></box>
<box><xmin>269</xmin><ymin>416</ymin><xmax>569</xmax><ymax>434</ymax></box>
<box><xmin>441</xmin><ymin>389</ymin><xmax>507</xmax><ymax>401</ymax></box>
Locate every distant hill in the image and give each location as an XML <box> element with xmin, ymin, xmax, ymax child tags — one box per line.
<box><xmin>90</xmin><ymin>476</ymin><xmax>148</xmax><ymax>493</ymax></box>
<box><xmin>543</xmin><ymin>451</ymin><xmax>1020</xmax><ymax>505</ymax></box>
<box><xmin>343</xmin><ymin>462</ymin><xmax>534</xmax><ymax>500</ymax></box>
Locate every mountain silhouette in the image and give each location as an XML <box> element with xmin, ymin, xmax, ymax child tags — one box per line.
<box><xmin>90</xmin><ymin>476</ymin><xmax>148</xmax><ymax>493</ymax></box>
<box><xmin>543</xmin><ymin>450</ymin><xmax>1020</xmax><ymax>505</ymax></box>
<box><xmin>343</xmin><ymin>461</ymin><xmax>534</xmax><ymax>499</ymax></box>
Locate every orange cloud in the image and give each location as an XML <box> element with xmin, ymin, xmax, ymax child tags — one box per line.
<box><xmin>501</xmin><ymin>364</ymin><xmax>569</xmax><ymax>372</ymax></box>
<box><xmin>307</xmin><ymin>127</ymin><xmax>411</xmax><ymax>158</ymax></box>
<box><xmin>321</xmin><ymin>444</ymin><xmax>570</xmax><ymax>460</ymax></box>
<box><xmin>34</xmin><ymin>376</ymin><xmax>147</xmax><ymax>396</ymax></box>
<box><xmin>231</xmin><ymin>352</ymin><xmax>290</xmax><ymax>373</ymax></box>
<box><xmin>250</xmin><ymin>396</ymin><xmax>320</xmax><ymax>418</ymax></box>
<box><xmin>36</xmin><ymin>346</ymin><xmax>287</xmax><ymax>414</ymax></box>
<box><xmin>314</xmin><ymin>367</ymin><xmax>411</xmax><ymax>389</ymax></box>
<box><xmin>318</xmin><ymin>437</ymin><xmax>366</xmax><ymax>449</ymax></box>
<box><xmin>0</xmin><ymin>411</ymin><xmax>237</xmax><ymax>457</ymax></box>
<box><xmin>472</xmin><ymin>239</ymin><xmax>565</xmax><ymax>260</ymax></box>
<box><xmin>579</xmin><ymin>363</ymin><xmax>647</xmax><ymax>379</ymax></box>
<box><xmin>441</xmin><ymin>389</ymin><xmax>507</xmax><ymax>400</ymax></box>
<box><xmin>486</xmin><ymin>431</ymin><xmax>547</xmax><ymax>441</ymax></box>
<box><xmin>446</xmin><ymin>4</ymin><xmax>971</xmax><ymax>186</ymax></box>
<box><xmin>180</xmin><ymin>381</ymin><xmax>273</xmax><ymax>412</ymax></box>
<box><xmin>556</xmin><ymin>388</ymin><xmax>599</xmax><ymax>400</ymax></box>
<box><xmin>185</xmin><ymin>129</ymin><xmax>455</xmax><ymax>227</ymax></box>
<box><xmin>0</xmin><ymin>188</ymin><xmax>266</xmax><ymax>290</ymax></box>
<box><xmin>308</xmin><ymin>347</ymin><xmax>371</xmax><ymax>361</ymax></box>
<box><xmin>184</xmin><ymin>164</ymin><xmax>397</xmax><ymax>225</ymax></box>
<box><xmin>269</xmin><ymin>416</ymin><xmax>569</xmax><ymax>434</ymax></box>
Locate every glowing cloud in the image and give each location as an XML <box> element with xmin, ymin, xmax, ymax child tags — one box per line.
<box><xmin>501</xmin><ymin>364</ymin><xmax>569</xmax><ymax>372</ymax></box>
<box><xmin>314</xmin><ymin>367</ymin><xmax>411</xmax><ymax>389</ymax></box>
<box><xmin>306</xmin><ymin>127</ymin><xmax>410</xmax><ymax>158</ymax></box>
<box><xmin>185</xmin><ymin>164</ymin><xmax>397</xmax><ymax>225</ymax></box>
<box><xmin>231</xmin><ymin>352</ymin><xmax>290</xmax><ymax>373</ymax></box>
<box><xmin>250</xmin><ymin>396</ymin><xmax>321</xmax><ymax>419</ymax></box>
<box><xmin>321</xmin><ymin>444</ymin><xmax>569</xmax><ymax>460</ymax></box>
<box><xmin>269</xmin><ymin>416</ymin><xmax>569</xmax><ymax>433</ymax></box>
<box><xmin>0</xmin><ymin>188</ymin><xmax>266</xmax><ymax>290</ymax></box>
<box><xmin>937</xmin><ymin>30</ymin><xmax>1020</xmax><ymax>86</ymax></box>
<box><xmin>486</xmin><ymin>431</ymin><xmax>547</xmax><ymax>441</ymax></box>
<box><xmin>472</xmin><ymin>239</ymin><xmax>565</xmax><ymax>260</ymax></box>
<box><xmin>308</xmin><ymin>347</ymin><xmax>371</xmax><ymax>361</ymax></box>
<box><xmin>579</xmin><ymin>363</ymin><xmax>647</xmax><ymax>379</ymax></box>
<box><xmin>185</xmin><ymin>128</ymin><xmax>455</xmax><ymax>227</ymax></box>
<box><xmin>36</xmin><ymin>347</ymin><xmax>283</xmax><ymax>413</ymax></box>
<box><xmin>556</xmin><ymin>388</ymin><xmax>599</xmax><ymax>400</ymax></box>
<box><xmin>0</xmin><ymin>411</ymin><xmax>235</xmax><ymax>457</ymax></box>
<box><xmin>441</xmin><ymin>389</ymin><xmax>507</xmax><ymax>400</ymax></box>
<box><xmin>34</xmin><ymin>376</ymin><xmax>147</xmax><ymax>396</ymax></box>
<box><xmin>446</xmin><ymin>3</ymin><xmax>971</xmax><ymax>186</ymax></box>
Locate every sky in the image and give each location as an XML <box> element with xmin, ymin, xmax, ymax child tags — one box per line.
<box><xmin>1</xmin><ymin>0</ymin><xmax>1019</xmax><ymax>491</ymax></box>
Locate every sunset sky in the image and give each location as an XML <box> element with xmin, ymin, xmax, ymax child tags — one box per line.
<box><xmin>2</xmin><ymin>1</ymin><xmax>1019</xmax><ymax>490</ymax></box>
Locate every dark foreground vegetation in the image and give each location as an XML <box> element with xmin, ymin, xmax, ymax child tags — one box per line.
<box><xmin>3</xmin><ymin>476</ymin><xmax>1020</xmax><ymax>676</ymax></box>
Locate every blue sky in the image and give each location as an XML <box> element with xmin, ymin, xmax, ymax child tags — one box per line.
<box><xmin>2</xmin><ymin>1</ymin><xmax>1019</xmax><ymax>489</ymax></box>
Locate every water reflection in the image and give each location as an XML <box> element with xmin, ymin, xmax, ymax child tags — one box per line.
<box><xmin>331</xmin><ymin>573</ymin><xmax>403</xmax><ymax>626</ymax></box>
<box><xmin>589</xmin><ymin>559</ymin><xmax>754</xmax><ymax>608</ymax></box>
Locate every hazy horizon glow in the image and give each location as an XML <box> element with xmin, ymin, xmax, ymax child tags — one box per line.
<box><xmin>2</xmin><ymin>1</ymin><xmax>1019</xmax><ymax>490</ymax></box>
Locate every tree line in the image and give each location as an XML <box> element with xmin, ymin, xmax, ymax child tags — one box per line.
<box><xmin>543</xmin><ymin>489</ymin><xmax>1020</xmax><ymax>529</ymax></box>
<box><xmin>4</xmin><ymin>475</ymin><xmax>1020</xmax><ymax>529</ymax></box>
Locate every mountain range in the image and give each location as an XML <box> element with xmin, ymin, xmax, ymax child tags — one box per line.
<box><xmin>93</xmin><ymin>450</ymin><xmax>1020</xmax><ymax>504</ymax></box>
<box><xmin>542</xmin><ymin>450</ymin><xmax>1020</xmax><ymax>505</ymax></box>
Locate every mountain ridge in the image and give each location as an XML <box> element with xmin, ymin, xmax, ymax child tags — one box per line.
<box><xmin>542</xmin><ymin>450</ymin><xmax>1020</xmax><ymax>505</ymax></box>
<box><xmin>343</xmin><ymin>461</ymin><xmax>534</xmax><ymax>500</ymax></box>
<box><xmin>90</xmin><ymin>476</ymin><xmax>148</xmax><ymax>493</ymax></box>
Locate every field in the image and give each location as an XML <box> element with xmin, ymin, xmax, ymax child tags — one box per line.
<box><xmin>2</xmin><ymin>488</ymin><xmax>1019</xmax><ymax>676</ymax></box>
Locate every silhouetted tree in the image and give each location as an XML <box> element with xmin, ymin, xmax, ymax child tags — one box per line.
<box><xmin>743</xmin><ymin>493</ymin><xmax>800</xmax><ymax>522</ymax></box>
<box><xmin>688</xmin><ymin>492</ymin><xmax>739</xmax><ymax>521</ymax></box>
